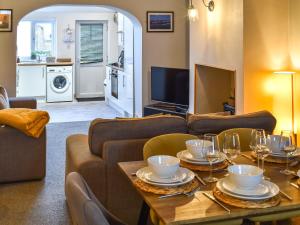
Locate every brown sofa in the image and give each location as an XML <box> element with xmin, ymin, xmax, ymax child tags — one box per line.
<box><xmin>66</xmin><ymin>111</ymin><xmax>276</xmax><ymax>225</ymax></box>
<box><xmin>0</xmin><ymin>87</ymin><xmax>46</xmax><ymax>183</ymax></box>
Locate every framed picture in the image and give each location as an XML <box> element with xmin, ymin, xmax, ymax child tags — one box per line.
<box><xmin>147</xmin><ymin>11</ymin><xmax>174</xmax><ymax>32</ymax></box>
<box><xmin>0</xmin><ymin>9</ymin><xmax>12</xmax><ymax>32</ymax></box>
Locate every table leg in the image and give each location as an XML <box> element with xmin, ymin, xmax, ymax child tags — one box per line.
<box><xmin>138</xmin><ymin>201</ymin><xmax>149</xmax><ymax>225</ymax></box>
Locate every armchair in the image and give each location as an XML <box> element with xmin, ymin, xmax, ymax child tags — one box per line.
<box><xmin>0</xmin><ymin>96</ymin><xmax>46</xmax><ymax>183</ymax></box>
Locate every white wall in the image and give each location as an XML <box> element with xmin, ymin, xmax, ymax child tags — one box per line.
<box><xmin>189</xmin><ymin>0</ymin><xmax>244</xmax><ymax>114</ymax></box>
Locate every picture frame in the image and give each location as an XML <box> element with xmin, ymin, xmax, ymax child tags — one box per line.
<box><xmin>147</xmin><ymin>11</ymin><xmax>174</xmax><ymax>32</ymax></box>
<box><xmin>0</xmin><ymin>9</ymin><xmax>12</xmax><ymax>32</ymax></box>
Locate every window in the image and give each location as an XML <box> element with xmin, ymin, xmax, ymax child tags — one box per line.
<box><xmin>17</xmin><ymin>20</ymin><xmax>55</xmax><ymax>60</ymax></box>
<box><xmin>80</xmin><ymin>23</ymin><xmax>104</xmax><ymax>64</ymax></box>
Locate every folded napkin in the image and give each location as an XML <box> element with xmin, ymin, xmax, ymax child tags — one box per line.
<box><xmin>0</xmin><ymin>108</ymin><xmax>49</xmax><ymax>138</ymax></box>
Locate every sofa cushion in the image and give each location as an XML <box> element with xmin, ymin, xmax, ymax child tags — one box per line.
<box><xmin>89</xmin><ymin>115</ymin><xmax>187</xmax><ymax>157</ymax></box>
<box><xmin>0</xmin><ymin>86</ymin><xmax>10</xmax><ymax>110</ymax></box>
<box><xmin>188</xmin><ymin>110</ymin><xmax>276</xmax><ymax>135</ymax></box>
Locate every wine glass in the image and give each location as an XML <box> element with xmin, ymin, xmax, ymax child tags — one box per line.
<box><xmin>280</xmin><ymin>130</ymin><xmax>297</xmax><ymax>175</ymax></box>
<box><xmin>255</xmin><ymin>129</ymin><xmax>271</xmax><ymax>178</ymax></box>
<box><xmin>254</xmin><ymin>129</ymin><xmax>266</xmax><ymax>168</ymax></box>
<box><xmin>203</xmin><ymin>133</ymin><xmax>220</xmax><ymax>183</ymax></box>
<box><xmin>223</xmin><ymin>132</ymin><xmax>241</xmax><ymax>162</ymax></box>
<box><xmin>250</xmin><ymin>129</ymin><xmax>259</xmax><ymax>167</ymax></box>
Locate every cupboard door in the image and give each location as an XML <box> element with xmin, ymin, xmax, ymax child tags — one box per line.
<box><xmin>17</xmin><ymin>66</ymin><xmax>46</xmax><ymax>97</ymax></box>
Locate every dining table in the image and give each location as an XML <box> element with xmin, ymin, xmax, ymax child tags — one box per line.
<box><xmin>118</xmin><ymin>151</ymin><xmax>300</xmax><ymax>225</ymax></box>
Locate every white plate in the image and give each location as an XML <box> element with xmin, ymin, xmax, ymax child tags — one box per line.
<box><xmin>144</xmin><ymin>170</ymin><xmax>187</xmax><ymax>184</ymax></box>
<box><xmin>136</xmin><ymin>167</ymin><xmax>195</xmax><ymax>187</ymax></box>
<box><xmin>216</xmin><ymin>179</ymin><xmax>279</xmax><ymax>200</ymax></box>
<box><xmin>177</xmin><ymin>150</ymin><xmax>226</xmax><ymax>165</ymax></box>
<box><xmin>222</xmin><ymin>178</ymin><xmax>269</xmax><ymax>196</ymax></box>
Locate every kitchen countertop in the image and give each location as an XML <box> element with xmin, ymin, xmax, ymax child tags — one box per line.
<box><xmin>17</xmin><ymin>62</ymin><xmax>74</xmax><ymax>66</ymax></box>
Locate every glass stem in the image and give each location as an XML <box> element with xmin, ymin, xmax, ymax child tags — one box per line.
<box><xmin>257</xmin><ymin>157</ymin><xmax>260</xmax><ymax>169</ymax></box>
<box><xmin>286</xmin><ymin>154</ymin><xmax>289</xmax><ymax>171</ymax></box>
<box><xmin>210</xmin><ymin>162</ymin><xmax>213</xmax><ymax>179</ymax></box>
<box><xmin>262</xmin><ymin>157</ymin><xmax>264</xmax><ymax>172</ymax></box>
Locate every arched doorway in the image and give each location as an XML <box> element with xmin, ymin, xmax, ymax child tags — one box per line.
<box><xmin>16</xmin><ymin>4</ymin><xmax>142</xmax><ymax>119</ymax></box>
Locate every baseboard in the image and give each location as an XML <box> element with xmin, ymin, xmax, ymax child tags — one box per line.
<box><xmin>76</xmin><ymin>97</ymin><xmax>105</xmax><ymax>102</ymax></box>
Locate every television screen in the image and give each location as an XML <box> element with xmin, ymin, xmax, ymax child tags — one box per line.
<box><xmin>151</xmin><ymin>67</ymin><xmax>189</xmax><ymax>106</ymax></box>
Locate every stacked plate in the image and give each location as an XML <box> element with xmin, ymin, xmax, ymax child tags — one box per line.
<box><xmin>216</xmin><ymin>178</ymin><xmax>279</xmax><ymax>200</ymax></box>
<box><xmin>177</xmin><ymin>150</ymin><xmax>227</xmax><ymax>165</ymax></box>
<box><xmin>136</xmin><ymin>167</ymin><xmax>195</xmax><ymax>187</ymax></box>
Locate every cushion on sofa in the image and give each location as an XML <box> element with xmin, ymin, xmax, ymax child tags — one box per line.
<box><xmin>0</xmin><ymin>86</ymin><xmax>10</xmax><ymax>109</ymax></box>
<box><xmin>88</xmin><ymin>115</ymin><xmax>187</xmax><ymax>157</ymax></box>
<box><xmin>188</xmin><ymin>110</ymin><xmax>276</xmax><ymax>135</ymax></box>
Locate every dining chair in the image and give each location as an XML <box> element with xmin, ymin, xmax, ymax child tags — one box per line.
<box><xmin>143</xmin><ymin>133</ymin><xmax>243</xmax><ymax>225</ymax></box>
<box><xmin>217</xmin><ymin>128</ymin><xmax>254</xmax><ymax>152</ymax></box>
<box><xmin>65</xmin><ymin>172</ymin><xmax>126</xmax><ymax>225</ymax></box>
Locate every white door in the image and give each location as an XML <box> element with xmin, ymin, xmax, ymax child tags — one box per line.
<box><xmin>75</xmin><ymin>21</ymin><xmax>108</xmax><ymax>98</ymax></box>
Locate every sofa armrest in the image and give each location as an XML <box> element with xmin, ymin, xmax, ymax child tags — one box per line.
<box><xmin>9</xmin><ymin>97</ymin><xmax>37</xmax><ymax>109</ymax></box>
<box><xmin>0</xmin><ymin>125</ymin><xmax>46</xmax><ymax>182</ymax></box>
<box><xmin>66</xmin><ymin>134</ymin><xmax>106</xmax><ymax>205</ymax></box>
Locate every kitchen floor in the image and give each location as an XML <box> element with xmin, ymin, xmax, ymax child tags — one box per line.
<box><xmin>38</xmin><ymin>100</ymin><xmax>121</xmax><ymax>123</ymax></box>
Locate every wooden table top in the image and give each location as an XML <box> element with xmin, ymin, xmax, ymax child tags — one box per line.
<box><xmin>118</xmin><ymin>152</ymin><xmax>300</xmax><ymax>225</ymax></box>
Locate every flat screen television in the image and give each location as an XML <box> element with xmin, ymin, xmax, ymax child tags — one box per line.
<box><xmin>151</xmin><ymin>66</ymin><xmax>189</xmax><ymax>106</ymax></box>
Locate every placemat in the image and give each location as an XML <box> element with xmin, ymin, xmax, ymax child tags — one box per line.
<box><xmin>134</xmin><ymin>178</ymin><xmax>200</xmax><ymax>195</ymax></box>
<box><xmin>251</xmin><ymin>152</ymin><xmax>293</xmax><ymax>164</ymax></box>
<box><xmin>180</xmin><ymin>160</ymin><xmax>228</xmax><ymax>171</ymax></box>
<box><xmin>213</xmin><ymin>187</ymin><xmax>281</xmax><ymax>209</ymax></box>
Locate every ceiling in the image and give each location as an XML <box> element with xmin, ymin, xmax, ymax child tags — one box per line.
<box><xmin>31</xmin><ymin>5</ymin><xmax>115</xmax><ymax>14</ymax></box>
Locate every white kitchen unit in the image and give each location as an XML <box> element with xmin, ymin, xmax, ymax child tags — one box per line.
<box><xmin>17</xmin><ymin>65</ymin><xmax>46</xmax><ymax>97</ymax></box>
<box><xmin>105</xmin><ymin>66</ymin><xmax>133</xmax><ymax>117</ymax></box>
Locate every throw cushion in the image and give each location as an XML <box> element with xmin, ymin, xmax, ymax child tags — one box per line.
<box><xmin>0</xmin><ymin>86</ymin><xmax>10</xmax><ymax>110</ymax></box>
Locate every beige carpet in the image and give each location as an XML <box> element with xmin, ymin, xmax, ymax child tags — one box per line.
<box><xmin>0</xmin><ymin>121</ymin><xmax>90</xmax><ymax>225</ymax></box>
<box><xmin>38</xmin><ymin>101</ymin><xmax>121</xmax><ymax>123</ymax></box>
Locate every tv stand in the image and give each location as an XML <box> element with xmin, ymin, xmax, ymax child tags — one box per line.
<box><xmin>143</xmin><ymin>103</ymin><xmax>188</xmax><ymax>118</ymax></box>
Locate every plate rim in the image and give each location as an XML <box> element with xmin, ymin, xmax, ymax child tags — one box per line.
<box><xmin>144</xmin><ymin>170</ymin><xmax>187</xmax><ymax>184</ymax></box>
<box><xmin>221</xmin><ymin>178</ymin><xmax>269</xmax><ymax>196</ymax></box>
<box><xmin>177</xmin><ymin>150</ymin><xmax>226</xmax><ymax>165</ymax></box>
<box><xmin>216</xmin><ymin>179</ymin><xmax>279</xmax><ymax>200</ymax></box>
<box><xmin>136</xmin><ymin>166</ymin><xmax>195</xmax><ymax>187</ymax></box>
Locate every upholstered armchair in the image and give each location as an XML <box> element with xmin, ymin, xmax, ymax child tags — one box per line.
<box><xmin>0</xmin><ymin>87</ymin><xmax>46</xmax><ymax>183</ymax></box>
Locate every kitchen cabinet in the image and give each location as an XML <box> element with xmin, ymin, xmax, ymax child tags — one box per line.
<box><xmin>105</xmin><ymin>66</ymin><xmax>133</xmax><ymax>117</ymax></box>
<box><xmin>17</xmin><ymin>65</ymin><xmax>46</xmax><ymax>97</ymax></box>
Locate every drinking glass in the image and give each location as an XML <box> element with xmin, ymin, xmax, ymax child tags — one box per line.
<box><xmin>280</xmin><ymin>130</ymin><xmax>297</xmax><ymax>175</ymax></box>
<box><xmin>203</xmin><ymin>133</ymin><xmax>220</xmax><ymax>183</ymax></box>
<box><xmin>255</xmin><ymin>129</ymin><xmax>271</xmax><ymax>177</ymax></box>
<box><xmin>250</xmin><ymin>129</ymin><xmax>259</xmax><ymax>167</ymax></box>
<box><xmin>223</xmin><ymin>132</ymin><xmax>241</xmax><ymax>162</ymax></box>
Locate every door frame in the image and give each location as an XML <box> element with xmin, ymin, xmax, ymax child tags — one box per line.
<box><xmin>75</xmin><ymin>20</ymin><xmax>108</xmax><ymax>98</ymax></box>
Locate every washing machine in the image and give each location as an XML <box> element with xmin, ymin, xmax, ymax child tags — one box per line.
<box><xmin>46</xmin><ymin>66</ymin><xmax>73</xmax><ymax>102</ymax></box>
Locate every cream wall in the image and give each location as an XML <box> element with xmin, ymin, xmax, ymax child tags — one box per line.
<box><xmin>243</xmin><ymin>0</ymin><xmax>289</xmax><ymax>113</ymax></box>
<box><xmin>289</xmin><ymin>0</ymin><xmax>300</xmax><ymax>143</ymax></box>
<box><xmin>189</xmin><ymin>0</ymin><xmax>243</xmax><ymax>114</ymax></box>
<box><xmin>0</xmin><ymin>0</ymin><xmax>189</xmax><ymax>111</ymax></box>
